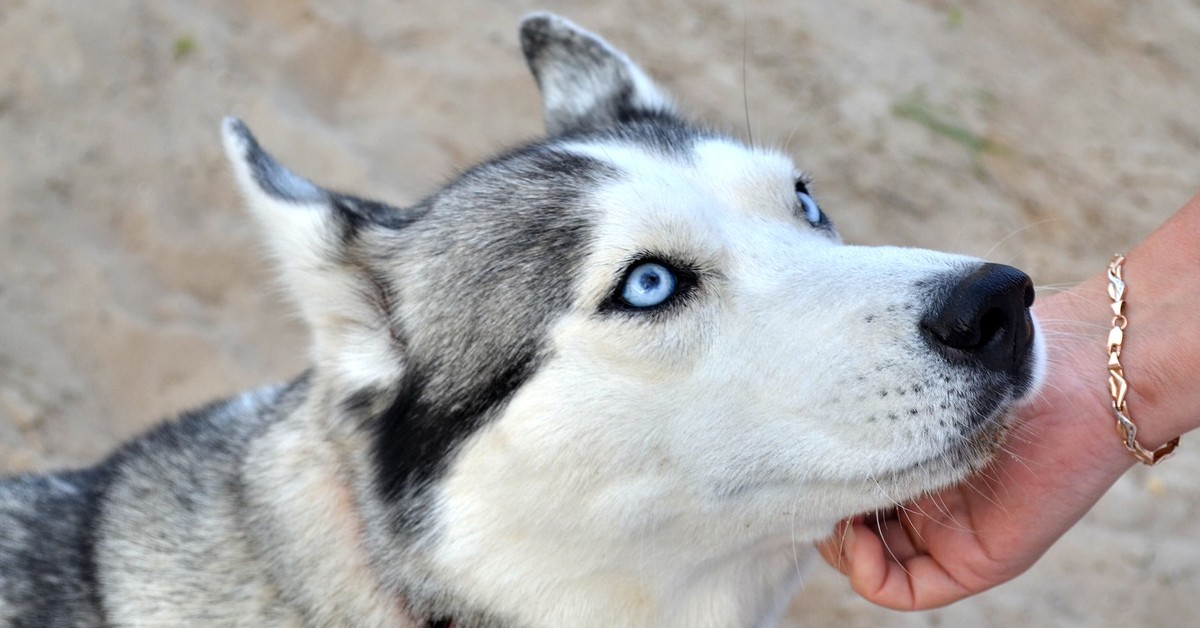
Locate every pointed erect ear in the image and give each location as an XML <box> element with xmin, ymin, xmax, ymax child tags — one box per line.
<box><xmin>519</xmin><ymin>13</ymin><xmax>678</xmax><ymax>136</ymax></box>
<box><xmin>221</xmin><ymin>117</ymin><xmax>405</xmax><ymax>384</ymax></box>
<box><xmin>221</xmin><ymin>116</ymin><xmax>365</xmax><ymax>291</ymax></box>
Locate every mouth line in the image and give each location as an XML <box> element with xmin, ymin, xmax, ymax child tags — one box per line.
<box><xmin>872</xmin><ymin>400</ymin><xmax>1015</xmax><ymax>484</ymax></box>
<box><xmin>719</xmin><ymin>393</ymin><xmax>1021</xmax><ymax>499</ymax></box>
<box><xmin>871</xmin><ymin>450</ymin><xmax>956</xmax><ymax>484</ymax></box>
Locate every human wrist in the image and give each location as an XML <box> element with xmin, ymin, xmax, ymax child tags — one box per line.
<box><xmin>1023</xmin><ymin>281</ymin><xmax>1136</xmax><ymax>477</ymax></box>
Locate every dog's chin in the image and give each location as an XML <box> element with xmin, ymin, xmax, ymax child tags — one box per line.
<box><xmin>873</xmin><ymin>404</ymin><xmax>1015</xmax><ymax>506</ymax></box>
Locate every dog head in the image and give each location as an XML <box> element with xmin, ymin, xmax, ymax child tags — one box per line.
<box><xmin>224</xmin><ymin>12</ymin><xmax>1042</xmax><ymax>625</ymax></box>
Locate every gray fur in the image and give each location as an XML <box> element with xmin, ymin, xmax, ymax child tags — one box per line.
<box><xmin>0</xmin><ymin>138</ymin><xmax>623</xmax><ymax>626</ymax></box>
<box><xmin>0</xmin><ymin>14</ymin><xmax>656</xmax><ymax>625</ymax></box>
<box><xmin>0</xmin><ymin>470</ymin><xmax>108</xmax><ymax>627</ymax></box>
<box><xmin>520</xmin><ymin>12</ymin><xmax>676</xmax><ymax>135</ymax></box>
<box><xmin>1</xmin><ymin>382</ymin><xmax>299</xmax><ymax>626</ymax></box>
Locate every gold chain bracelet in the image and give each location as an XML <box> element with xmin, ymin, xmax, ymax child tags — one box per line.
<box><xmin>1106</xmin><ymin>254</ymin><xmax>1180</xmax><ymax>465</ymax></box>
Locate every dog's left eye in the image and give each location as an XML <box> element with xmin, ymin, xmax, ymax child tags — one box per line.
<box><xmin>795</xmin><ymin>181</ymin><xmax>823</xmax><ymax>226</ymax></box>
<box><xmin>621</xmin><ymin>262</ymin><xmax>677</xmax><ymax>308</ymax></box>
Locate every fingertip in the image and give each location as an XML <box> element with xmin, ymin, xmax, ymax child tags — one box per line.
<box><xmin>846</xmin><ymin>521</ymin><xmax>891</xmax><ymax>601</ymax></box>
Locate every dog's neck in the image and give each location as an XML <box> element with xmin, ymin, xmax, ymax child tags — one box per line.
<box><xmin>416</xmin><ymin>524</ymin><xmax>812</xmax><ymax>627</ymax></box>
<box><xmin>233</xmin><ymin>384</ymin><xmax>413</xmax><ymax>626</ymax></box>
<box><xmin>411</xmin><ymin>422</ymin><xmax>824</xmax><ymax>627</ymax></box>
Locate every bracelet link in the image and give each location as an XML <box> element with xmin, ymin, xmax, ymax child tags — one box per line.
<box><xmin>1106</xmin><ymin>326</ymin><xmax>1124</xmax><ymax>354</ymax></box>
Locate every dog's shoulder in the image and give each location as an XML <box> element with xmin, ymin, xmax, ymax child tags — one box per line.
<box><xmin>92</xmin><ymin>377</ymin><xmax>303</xmax><ymax>541</ymax></box>
<box><xmin>0</xmin><ymin>377</ymin><xmax>303</xmax><ymax>626</ymax></box>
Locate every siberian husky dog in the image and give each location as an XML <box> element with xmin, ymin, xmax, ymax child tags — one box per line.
<box><xmin>0</xmin><ymin>12</ymin><xmax>1043</xmax><ymax>628</ymax></box>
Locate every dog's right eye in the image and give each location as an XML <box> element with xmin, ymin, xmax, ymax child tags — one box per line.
<box><xmin>621</xmin><ymin>262</ymin><xmax>677</xmax><ymax>308</ymax></box>
<box><xmin>794</xmin><ymin>180</ymin><xmax>825</xmax><ymax>226</ymax></box>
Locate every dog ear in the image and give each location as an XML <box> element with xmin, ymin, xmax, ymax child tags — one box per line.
<box><xmin>221</xmin><ymin>117</ymin><xmax>405</xmax><ymax>384</ymax></box>
<box><xmin>520</xmin><ymin>13</ymin><xmax>677</xmax><ymax>136</ymax></box>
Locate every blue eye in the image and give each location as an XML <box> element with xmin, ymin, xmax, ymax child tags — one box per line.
<box><xmin>796</xmin><ymin>189</ymin><xmax>823</xmax><ymax>225</ymax></box>
<box><xmin>621</xmin><ymin>262</ymin><xmax>677</xmax><ymax>308</ymax></box>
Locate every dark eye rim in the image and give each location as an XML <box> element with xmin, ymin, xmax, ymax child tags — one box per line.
<box><xmin>599</xmin><ymin>255</ymin><xmax>700</xmax><ymax>315</ymax></box>
<box><xmin>794</xmin><ymin>178</ymin><xmax>832</xmax><ymax>229</ymax></box>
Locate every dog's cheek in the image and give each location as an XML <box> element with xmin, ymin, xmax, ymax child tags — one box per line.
<box><xmin>424</xmin><ymin>378</ymin><xmax>680</xmax><ymax>609</ymax></box>
<box><xmin>552</xmin><ymin>310</ymin><xmax>717</xmax><ymax>380</ymax></box>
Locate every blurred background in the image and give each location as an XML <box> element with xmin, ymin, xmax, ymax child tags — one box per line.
<box><xmin>1</xmin><ymin>1</ymin><xmax>1198</xmax><ymax>625</ymax></box>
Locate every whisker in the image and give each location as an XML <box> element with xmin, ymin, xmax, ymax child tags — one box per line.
<box><xmin>981</xmin><ymin>218</ymin><xmax>1062</xmax><ymax>260</ymax></box>
<box><xmin>1034</xmin><ymin>281</ymin><xmax>1082</xmax><ymax>292</ymax></box>
<box><xmin>781</xmin><ymin>112</ymin><xmax>813</xmax><ymax>155</ymax></box>
<box><xmin>929</xmin><ymin>490</ymin><xmax>971</xmax><ymax>533</ymax></box>
<box><xmin>790</xmin><ymin>494</ymin><xmax>806</xmax><ymax>580</ymax></box>
<box><xmin>741</xmin><ymin>7</ymin><xmax>754</xmax><ymax>147</ymax></box>
<box><xmin>873</xmin><ymin>510</ymin><xmax>914</xmax><ymax>578</ymax></box>
<box><xmin>899</xmin><ymin>505</ymin><xmax>927</xmax><ymax>546</ymax></box>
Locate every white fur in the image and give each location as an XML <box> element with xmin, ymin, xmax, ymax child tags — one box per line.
<box><xmin>221</xmin><ymin>119</ymin><xmax>404</xmax><ymax>388</ymax></box>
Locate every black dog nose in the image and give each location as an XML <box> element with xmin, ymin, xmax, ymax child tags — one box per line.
<box><xmin>921</xmin><ymin>263</ymin><xmax>1035</xmax><ymax>374</ymax></box>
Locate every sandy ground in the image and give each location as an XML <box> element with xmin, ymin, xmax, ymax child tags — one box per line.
<box><xmin>2</xmin><ymin>0</ymin><xmax>1199</xmax><ymax>625</ymax></box>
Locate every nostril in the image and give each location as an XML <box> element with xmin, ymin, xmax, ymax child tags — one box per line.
<box><xmin>977</xmin><ymin>307</ymin><xmax>1007</xmax><ymax>349</ymax></box>
<box><xmin>1023</xmin><ymin>283</ymin><xmax>1035</xmax><ymax>308</ymax></box>
<box><xmin>926</xmin><ymin>312</ymin><xmax>993</xmax><ymax>350</ymax></box>
<box><xmin>923</xmin><ymin>306</ymin><xmax>1005</xmax><ymax>352</ymax></box>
